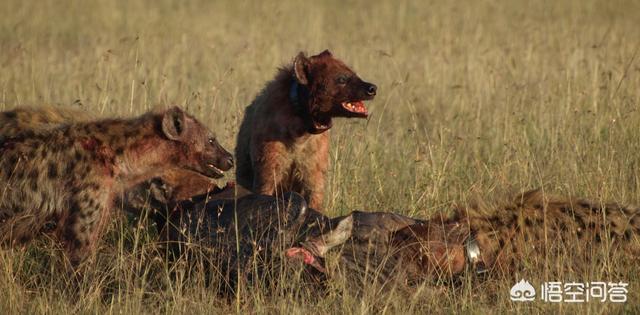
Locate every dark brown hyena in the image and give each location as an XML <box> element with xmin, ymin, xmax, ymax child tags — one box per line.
<box><xmin>0</xmin><ymin>106</ymin><xmax>233</xmax><ymax>265</ymax></box>
<box><xmin>235</xmin><ymin>50</ymin><xmax>377</xmax><ymax>210</ymax></box>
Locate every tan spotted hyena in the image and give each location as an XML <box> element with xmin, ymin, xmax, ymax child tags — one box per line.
<box><xmin>323</xmin><ymin>190</ymin><xmax>640</xmax><ymax>288</ymax></box>
<box><xmin>0</xmin><ymin>106</ymin><xmax>224</xmax><ymax>213</ymax></box>
<box><xmin>0</xmin><ymin>106</ymin><xmax>233</xmax><ymax>265</ymax></box>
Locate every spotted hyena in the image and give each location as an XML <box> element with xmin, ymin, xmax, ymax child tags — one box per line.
<box><xmin>0</xmin><ymin>106</ymin><xmax>233</xmax><ymax>265</ymax></box>
<box><xmin>0</xmin><ymin>106</ymin><xmax>224</xmax><ymax>216</ymax></box>
<box><xmin>235</xmin><ymin>50</ymin><xmax>377</xmax><ymax>210</ymax></box>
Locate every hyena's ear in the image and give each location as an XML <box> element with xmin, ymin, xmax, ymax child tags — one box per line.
<box><xmin>309</xmin><ymin>215</ymin><xmax>353</xmax><ymax>256</ymax></box>
<box><xmin>293</xmin><ymin>52</ymin><xmax>310</xmax><ymax>85</ymax></box>
<box><xmin>161</xmin><ymin>106</ymin><xmax>187</xmax><ymax>141</ymax></box>
<box><xmin>317</xmin><ymin>49</ymin><xmax>333</xmax><ymax>58</ymax></box>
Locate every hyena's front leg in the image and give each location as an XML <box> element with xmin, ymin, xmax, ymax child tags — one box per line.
<box><xmin>303</xmin><ymin>166</ymin><xmax>327</xmax><ymax>210</ymax></box>
<box><xmin>301</xmin><ymin>140</ymin><xmax>329</xmax><ymax>210</ymax></box>
<box><xmin>306</xmin><ymin>181</ymin><xmax>325</xmax><ymax>210</ymax></box>
<box><xmin>60</xmin><ymin>190</ymin><xmax>112</xmax><ymax>266</ymax></box>
<box><xmin>252</xmin><ymin>141</ymin><xmax>290</xmax><ymax>196</ymax></box>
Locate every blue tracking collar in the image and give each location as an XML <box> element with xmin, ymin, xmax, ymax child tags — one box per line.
<box><xmin>289</xmin><ymin>80</ymin><xmax>301</xmax><ymax>108</ymax></box>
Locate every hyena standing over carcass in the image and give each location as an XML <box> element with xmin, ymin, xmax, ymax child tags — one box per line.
<box><xmin>235</xmin><ymin>50</ymin><xmax>377</xmax><ymax>210</ymax></box>
<box><xmin>0</xmin><ymin>106</ymin><xmax>233</xmax><ymax>265</ymax></box>
<box><xmin>0</xmin><ymin>105</ymin><xmax>227</xmax><ymax>216</ymax></box>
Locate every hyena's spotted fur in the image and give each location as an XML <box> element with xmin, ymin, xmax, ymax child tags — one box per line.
<box><xmin>458</xmin><ymin>190</ymin><xmax>640</xmax><ymax>275</ymax></box>
<box><xmin>340</xmin><ymin>190</ymin><xmax>640</xmax><ymax>287</ymax></box>
<box><xmin>0</xmin><ymin>106</ymin><xmax>224</xmax><ymax>217</ymax></box>
<box><xmin>0</xmin><ymin>106</ymin><xmax>233</xmax><ymax>264</ymax></box>
<box><xmin>0</xmin><ymin>106</ymin><xmax>95</xmax><ymax>142</ymax></box>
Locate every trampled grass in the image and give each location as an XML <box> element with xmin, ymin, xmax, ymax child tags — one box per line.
<box><xmin>1</xmin><ymin>0</ymin><xmax>639</xmax><ymax>313</ymax></box>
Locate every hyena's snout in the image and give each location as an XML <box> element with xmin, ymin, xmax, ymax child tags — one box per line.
<box><xmin>363</xmin><ymin>81</ymin><xmax>377</xmax><ymax>97</ymax></box>
<box><xmin>208</xmin><ymin>141</ymin><xmax>234</xmax><ymax>178</ymax></box>
<box><xmin>214</xmin><ymin>145</ymin><xmax>234</xmax><ymax>172</ymax></box>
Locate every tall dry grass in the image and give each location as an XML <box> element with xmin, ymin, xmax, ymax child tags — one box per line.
<box><xmin>0</xmin><ymin>0</ymin><xmax>639</xmax><ymax>313</ymax></box>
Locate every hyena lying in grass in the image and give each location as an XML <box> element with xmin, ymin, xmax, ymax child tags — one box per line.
<box><xmin>235</xmin><ymin>50</ymin><xmax>377</xmax><ymax>210</ymax></box>
<box><xmin>321</xmin><ymin>190</ymin><xmax>640</xmax><ymax>291</ymax></box>
<box><xmin>391</xmin><ymin>190</ymin><xmax>640</xmax><ymax>279</ymax></box>
<box><xmin>0</xmin><ymin>106</ymin><xmax>233</xmax><ymax>265</ymax></box>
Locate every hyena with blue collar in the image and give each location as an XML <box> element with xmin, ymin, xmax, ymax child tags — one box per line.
<box><xmin>235</xmin><ymin>50</ymin><xmax>377</xmax><ymax>210</ymax></box>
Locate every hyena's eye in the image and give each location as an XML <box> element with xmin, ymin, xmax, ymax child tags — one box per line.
<box><xmin>336</xmin><ymin>75</ymin><xmax>349</xmax><ymax>85</ymax></box>
<box><xmin>208</xmin><ymin>138</ymin><xmax>216</xmax><ymax>145</ymax></box>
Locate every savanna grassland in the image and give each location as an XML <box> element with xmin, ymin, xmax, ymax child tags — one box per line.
<box><xmin>1</xmin><ymin>0</ymin><xmax>639</xmax><ymax>313</ymax></box>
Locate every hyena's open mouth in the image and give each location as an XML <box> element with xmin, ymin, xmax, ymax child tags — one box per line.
<box><xmin>341</xmin><ymin>101</ymin><xmax>368</xmax><ymax>118</ymax></box>
<box><xmin>206</xmin><ymin>163</ymin><xmax>226</xmax><ymax>178</ymax></box>
<box><xmin>310</xmin><ymin>100</ymin><xmax>370</xmax><ymax>132</ymax></box>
